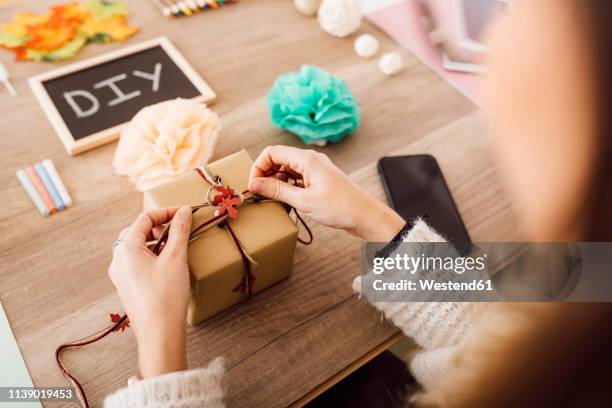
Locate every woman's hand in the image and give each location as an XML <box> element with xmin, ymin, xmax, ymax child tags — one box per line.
<box><xmin>248</xmin><ymin>146</ymin><xmax>405</xmax><ymax>242</ymax></box>
<box><xmin>108</xmin><ymin>206</ymin><xmax>192</xmax><ymax>379</ymax></box>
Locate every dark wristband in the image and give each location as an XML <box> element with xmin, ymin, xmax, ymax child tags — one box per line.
<box><xmin>374</xmin><ymin>220</ymin><xmax>414</xmax><ymax>259</ymax></box>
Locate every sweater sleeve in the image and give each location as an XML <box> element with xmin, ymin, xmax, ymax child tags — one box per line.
<box><xmin>353</xmin><ymin>220</ymin><xmax>478</xmax><ymax>386</ymax></box>
<box><xmin>104</xmin><ymin>357</ymin><xmax>225</xmax><ymax>408</ymax></box>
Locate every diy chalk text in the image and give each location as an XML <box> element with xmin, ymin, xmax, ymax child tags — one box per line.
<box><xmin>63</xmin><ymin>63</ymin><xmax>162</xmax><ymax>118</ymax></box>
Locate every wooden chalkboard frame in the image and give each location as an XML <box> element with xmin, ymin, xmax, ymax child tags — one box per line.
<box><xmin>28</xmin><ymin>36</ymin><xmax>216</xmax><ymax>156</ymax></box>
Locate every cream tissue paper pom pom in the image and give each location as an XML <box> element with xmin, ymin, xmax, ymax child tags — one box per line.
<box><xmin>113</xmin><ymin>98</ymin><xmax>221</xmax><ymax>192</ymax></box>
<box><xmin>378</xmin><ymin>52</ymin><xmax>403</xmax><ymax>76</ymax></box>
<box><xmin>354</xmin><ymin>33</ymin><xmax>379</xmax><ymax>58</ymax></box>
<box><xmin>295</xmin><ymin>0</ymin><xmax>321</xmax><ymax>16</ymax></box>
<box><xmin>318</xmin><ymin>0</ymin><xmax>362</xmax><ymax>38</ymax></box>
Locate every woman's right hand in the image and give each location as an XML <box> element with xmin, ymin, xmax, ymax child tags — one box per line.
<box><xmin>248</xmin><ymin>146</ymin><xmax>405</xmax><ymax>242</ymax></box>
<box><xmin>108</xmin><ymin>206</ymin><xmax>192</xmax><ymax>379</ymax></box>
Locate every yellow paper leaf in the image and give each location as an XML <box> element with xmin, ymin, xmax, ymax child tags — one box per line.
<box><xmin>80</xmin><ymin>15</ymin><xmax>137</xmax><ymax>42</ymax></box>
<box><xmin>1</xmin><ymin>12</ymin><xmax>50</xmax><ymax>37</ymax></box>
<box><xmin>50</xmin><ymin>3</ymin><xmax>90</xmax><ymax>24</ymax></box>
<box><xmin>1</xmin><ymin>0</ymin><xmax>137</xmax><ymax>62</ymax></box>
<box><xmin>0</xmin><ymin>31</ymin><xmax>28</xmax><ymax>48</ymax></box>
<box><xmin>83</xmin><ymin>0</ymin><xmax>129</xmax><ymax>20</ymax></box>
<box><xmin>25</xmin><ymin>21</ymin><xmax>76</xmax><ymax>51</ymax></box>
<box><xmin>25</xmin><ymin>33</ymin><xmax>87</xmax><ymax>62</ymax></box>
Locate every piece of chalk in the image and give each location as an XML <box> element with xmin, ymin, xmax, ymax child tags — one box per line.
<box><xmin>0</xmin><ymin>62</ymin><xmax>16</xmax><ymax>97</ymax></box>
<box><xmin>17</xmin><ymin>170</ymin><xmax>50</xmax><ymax>216</ymax></box>
<box><xmin>42</xmin><ymin>159</ymin><xmax>72</xmax><ymax>207</ymax></box>
<box><xmin>26</xmin><ymin>166</ymin><xmax>57</xmax><ymax>213</ymax></box>
<box><xmin>34</xmin><ymin>163</ymin><xmax>65</xmax><ymax>210</ymax></box>
<box><xmin>2</xmin><ymin>79</ymin><xmax>16</xmax><ymax>96</ymax></box>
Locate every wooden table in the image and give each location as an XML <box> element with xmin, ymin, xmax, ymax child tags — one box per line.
<box><xmin>0</xmin><ymin>0</ymin><xmax>518</xmax><ymax>406</ymax></box>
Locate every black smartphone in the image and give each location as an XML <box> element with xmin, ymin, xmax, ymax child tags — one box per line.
<box><xmin>377</xmin><ymin>155</ymin><xmax>470</xmax><ymax>243</ymax></box>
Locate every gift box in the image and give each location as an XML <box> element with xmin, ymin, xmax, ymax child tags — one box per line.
<box><xmin>143</xmin><ymin>150</ymin><xmax>299</xmax><ymax>325</ymax></box>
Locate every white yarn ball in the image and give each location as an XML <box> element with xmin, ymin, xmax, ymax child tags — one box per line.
<box><xmin>318</xmin><ymin>0</ymin><xmax>362</xmax><ymax>38</ymax></box>
<box><xmin>354</xmin><ymin>34</ymin><xmax>379</xmax><ymax>58</ymax></box>
<box><xmin>378</xmin><ymin>52</ymin><xmax>403</xmax><ymax>76</ymax></box>
<box><xmin>295</xmin><ymin>0</ymin><xmax>321</xmax><ymax>16</ymax></box>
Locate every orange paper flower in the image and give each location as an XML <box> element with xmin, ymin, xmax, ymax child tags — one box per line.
<box><xmin>114</xmin><ymin>99</ymin><xmax>222</xmax><ymax>192</ymax></box>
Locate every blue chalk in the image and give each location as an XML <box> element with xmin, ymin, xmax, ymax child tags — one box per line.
<box><xmin>34</xmin><ymin>163</ymin><xmax>65</xmax><ymax>210</ymax></box>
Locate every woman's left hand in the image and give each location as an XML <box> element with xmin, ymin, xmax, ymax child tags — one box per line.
<box><xmin>108</xmin><ymin>206</ymin><xmax>192</xmax><ymax>379</ymax></box>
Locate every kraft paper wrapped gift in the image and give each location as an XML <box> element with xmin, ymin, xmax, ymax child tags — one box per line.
<box><xmin>143</xmin><ymin>150</ymin><xmax>299</xmax><ymax>325</ymax></box>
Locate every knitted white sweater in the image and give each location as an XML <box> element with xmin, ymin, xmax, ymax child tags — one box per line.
<box><xmin>104</xmin><ymin>220</ymin><xmax>473</xmax><ymax>407</ymax></box>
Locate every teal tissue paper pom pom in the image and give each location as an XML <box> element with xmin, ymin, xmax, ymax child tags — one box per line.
<box><xmin>267</xmin><ymin>65</ymin><xmax>361</xmax><ymax>145</ymax></box>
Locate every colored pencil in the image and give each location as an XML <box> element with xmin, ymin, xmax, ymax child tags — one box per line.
<box><xmin>185</xmin><ymin>0</ymin><xmax>199</xmax><ymax>12</ymax></box>
<box><xmin>42</xmin><ymin>159</ymin><xmax>72</xmax><ymax>208</ymax></box>
<box><xmin>16</xmin><ymin>170</ymin><xmax>50</xmax><ymax>216</ymax></box>
<box><xmin>152</xmin><ymin>0</ymin><xmax>235</xmax><ymax>17</ymax></box>
<box><xmin>160</xmin><ymin>0</ymin><xmax>181</xmax><ymax>16</ymax></box>
<box><xmin>34</xmin><ymin>163</ymin><xmax>65</xmax><ymax>210</ymax></box>
<box><xmin>152</xmin><ymin>0</ymin><xmax>173</xmax><ymax>17</ymax></box>
<box><xmin>177</xmin><ymin>1</ymin><xmax>192</xmax><ymax>15</ymax></box>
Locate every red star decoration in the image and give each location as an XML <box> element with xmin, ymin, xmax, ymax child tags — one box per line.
<box><xmin>109</xmin><ymin>313</ymin><xmax>130</xmax><ymax>332</ymax></box>
<box><xmin>212</xmin><ymin>185</ymin><xmax>235</xmax><ymax>204</ymax></box>
<box><xmin>212</xmin><ymin>185</ymin><xmax>241</xmax><ymax>219</ymax></box>
<box><xmin>217</xmin><ymin>196</ymin><xmax>241</xmax><ymax>219</ymax></box>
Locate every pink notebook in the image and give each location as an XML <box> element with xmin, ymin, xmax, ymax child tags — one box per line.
<box><xmin>366</xmin><ymin>0</ymin><xmax>486</xmax><ymax>108</ymax></box>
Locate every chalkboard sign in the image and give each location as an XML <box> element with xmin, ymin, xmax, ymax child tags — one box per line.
<box><xmin>29</xmin><ymin>37</ymin><xmax>215</xmax><ymax>155</ymax></box>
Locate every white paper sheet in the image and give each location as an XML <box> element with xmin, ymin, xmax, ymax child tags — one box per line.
<box><xmin>0</xmin><ymin>302</ymin><xmax>41</xmax><ymax>408</ymax></box>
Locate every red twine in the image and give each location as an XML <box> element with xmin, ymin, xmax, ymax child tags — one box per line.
<box><xmin>192</xmin><ymin>166</ymin><xmax>256</xmax><ymax>297</ymax></box>
<box><xmin>55</xmin><ymin>167</ymin><xmax>313</xmax><ymax>408</ymax></box>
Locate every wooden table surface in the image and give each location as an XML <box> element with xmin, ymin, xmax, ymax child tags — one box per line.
<box><xmin>0</xmin><ymin>0</ymin><xmax>519</xmax><ymax>407</ymax></box>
